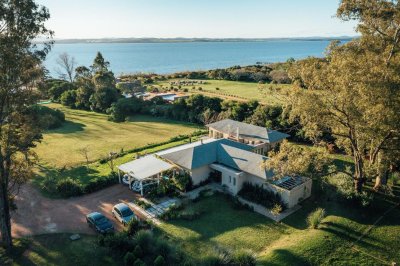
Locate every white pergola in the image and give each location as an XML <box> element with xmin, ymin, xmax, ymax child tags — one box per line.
<box><xmin>118</xmin><ymin>155</ymin><xmax>175</xmax><ymax>196</ymax></box>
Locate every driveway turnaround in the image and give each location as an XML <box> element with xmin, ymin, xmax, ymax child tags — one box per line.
<box><xmin>11</xmin><ymin>184</ymin><xmax>140</xmax><ymax>237</ymax></box>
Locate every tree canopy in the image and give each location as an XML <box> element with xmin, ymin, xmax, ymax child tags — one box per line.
<box><xmin>286</xmin><ymin>0</ymin><xmax>400</xmax><ymax>192</ymax></box>
<box><xmin>0</xmin><ymin>0</ymin><xmax>53</xmax><ymax>248</ymax></box>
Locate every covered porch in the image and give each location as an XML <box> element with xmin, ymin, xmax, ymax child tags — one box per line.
<box><xmin>118</xmin><ymin>155</ymin><xmax>175</xmax><ymax>196</ymax></box>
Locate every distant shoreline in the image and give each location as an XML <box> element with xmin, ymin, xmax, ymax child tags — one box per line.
<box><xmin>37</xmin><ymin>36</ymin><xmax>356</xmax><ymax>44</ymax></box>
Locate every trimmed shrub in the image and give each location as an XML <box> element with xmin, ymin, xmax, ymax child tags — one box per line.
<box><xmin>124</xmin><ymin>252</ymin><xmax>136</xmax><ymax>266</ymax></box>
<box><xmin>56</xmin><ymin>178</ymin><xmax>83</xmax><ymax>197</ymax></box>
<box><xmin>84</xmin><ymin>174</ymin><xmax>119</xmax><ymax>194</ymax></box>
<box><xmin>307</xmin><ymin>208</ymin><xmax>326</xmax><ymax>229</ymax></box>
<box><xmin>238</xmin><ymin>182</ymin><xmax>286</xmax><ymax>210</ymax></box>
<box><xmin>154</xmin><ymin>255</ymin><xmax>166</xmax><ymax>266</ymax></box>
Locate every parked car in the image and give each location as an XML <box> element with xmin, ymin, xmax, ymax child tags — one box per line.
<box><xmin>86</xmin><ymin>212</ymin><xmax>114</xmax><ymax>234</ymax></box>
<box><xmin>112</xmin><ymin>203</ymin><xmax>137</xmax><ymax>226</ymax></box>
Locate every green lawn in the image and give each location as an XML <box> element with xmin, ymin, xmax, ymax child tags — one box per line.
<box><xmin>0</xmin><ymin>234</ymin><xmax>119</xmax><ymax>266</ymax></box>
<box><xmin>34</xmin><ymin>104</ymin><xmax>201</xmax><ymax>168</ymax></box>
<box><xmin>157</xmin><ymin>194</ymin><xmax>294</xmax><ymax>261</ymax></box>
<box><xmin>34</xmin><ymin>134</ymin><xmax>203</xmax><ymax>198</ymax></box>
<box><xmin>155</xmin><ymin>79</ymin><xmax>290</xmax><ymax>104</ymax></box>
<box><xmin>157</xmin><ymin>188</ymin><xmax>400</xmax><ymax>265</ymax></box>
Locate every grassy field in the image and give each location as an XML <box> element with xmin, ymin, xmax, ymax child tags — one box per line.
<box><xmin>34</xmin><ymin>104</ymin><xmax>201</xmax><ymax>168</ymax></box>
<box><xmin>155</xmin><ymin>79</ymin><xmax>290</xmax><ymax>104</ymax></box>
<box><xmin>0</xmin><ymin>234</ymin><xmax>119</xmax><ymax>266</ymax></box>
<box><xmin>157</xmin><ymin>190</ymin><xmax>400</xmax><ymax>265</ymax></box>
<box><xmin>34</xmin><ymin>134</ymin><xmax>203</xmax><ymax>198</ymax></box>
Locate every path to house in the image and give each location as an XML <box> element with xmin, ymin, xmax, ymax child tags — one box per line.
<box><xmin>11</xmin><ymin>183</ymin><xmax>142</xmax><ymax>238</ymax></box>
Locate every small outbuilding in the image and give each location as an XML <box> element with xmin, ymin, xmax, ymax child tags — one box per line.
<box><xmin>118</xmin><ymin>155</ymin><xmax>175</xmax><ymax>195</ymax></box>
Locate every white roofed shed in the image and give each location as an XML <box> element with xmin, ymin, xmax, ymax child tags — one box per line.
<box><xmin>117</xmin><ymin>155</ymin><xmax>175</xmax><ymax>195</ymax></box>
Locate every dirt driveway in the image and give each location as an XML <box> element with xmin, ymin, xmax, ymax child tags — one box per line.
<box><xmin>11</xmin><ymin>184</ymin><xmax>140</xmax><ymax>237</ymax></box>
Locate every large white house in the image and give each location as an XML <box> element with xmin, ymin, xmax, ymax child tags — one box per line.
<box><xmin>118</xmin><ymin>119</ymin><xmax>312</xmax><ymax>209</ymax></box>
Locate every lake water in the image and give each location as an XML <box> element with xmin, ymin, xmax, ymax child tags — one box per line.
<box><xmin>45</xmin><ymin>40</ymin><xmax>333</xmax><ymax>76</ymax></box>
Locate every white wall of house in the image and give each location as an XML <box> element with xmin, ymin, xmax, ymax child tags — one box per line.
<box><xmin>190</xmin><ymin>165</ymin><xmax>211</xmax><ymax>185</ymax></box>
<box><xmin>210</xmin><ymin>164</ymin><xmax>243</xmax><ymax>194</ymax></box>
<box><xmin>267</xmin><ymin>178</ymin><xmax>312</xmax><ymax>208</ymax></box>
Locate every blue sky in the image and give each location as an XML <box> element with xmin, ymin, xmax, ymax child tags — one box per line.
<box><xmin>37</xmin><ymin>0</ymin><xmax>357</xmax><ymax>39</ymax></box>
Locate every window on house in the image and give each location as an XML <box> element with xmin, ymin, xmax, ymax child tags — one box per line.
<box><xmin>233</xmin><ymin>177</ymin><xmax>236</xmax><ymax>186</ymax></box>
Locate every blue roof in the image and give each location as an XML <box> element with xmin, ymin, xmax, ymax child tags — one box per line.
<box><xmin>159</xmin><ymin>138</ymin><xmax>271</xmax><ymax>179</ymax></box>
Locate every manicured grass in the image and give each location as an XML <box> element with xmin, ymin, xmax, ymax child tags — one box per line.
<box><xmin>157</xmin><ymin>194</ymin><xmax>294</xmax><ymax>261</ymax></box>
<box><xmin>34</xmin><ymin>134</ymin><xmax>203</xmax><ymax>198</ymax></box>
<box><xmin>0</xmin><ymin>234</ymin><xmax>119</xmax><ymax>266</ymax></box>
<box><xmin>157</xmin><ymin>187</ymin><xmax>400</xmax><ymax>265</ymax></box>
<box><xmin>34</xmin><ymin>104</ymin><xmax>202</xmax><ymax>168</ymax></box>
<box><xmin>155</xmin><ymin>79</ymin><xmax>290</xmax><ymax>104</ymax></box>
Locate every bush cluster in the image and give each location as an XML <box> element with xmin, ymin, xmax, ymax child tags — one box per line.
<box><xmin>307</xmin><ymin>208</ymin><xmax>326</xmax><ymax>229</ymax></box>
<box><xmin>98</xmin><ymin>230</ymin><xmax>188</xmax><ymax>265</ymax></box>
<box><xmin>84</xmin><ymin>174</ymin><xmax>119</xmax><ymax>194</ymax></box>
<box><xmin>238</xmin><ymin>182</ymin><xmax>286</xmax><ymax>210</ymax></box>
<box><xmin>55</xmin><ymin>173</ymin><xmax>118</xmax><ymax>198</ymax></box>
<box><xmin>28</xmin><ymin>105</ymin><xmax>65</xmax><ymax>130</ymax></box>
<box><xmin>56</xmin><ymin>178</ymin><xmax>83</xmax><ymax>197</ymax></box>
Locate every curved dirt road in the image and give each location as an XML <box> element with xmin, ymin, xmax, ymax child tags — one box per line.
<box><xmin>11</xmin><ymin>184</ymin><xmax>139</xmax><ymax>237</ymax></box>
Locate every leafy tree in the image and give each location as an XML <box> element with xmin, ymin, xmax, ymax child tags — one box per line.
<box><xmin>108</xmin><ymin>97</ymin><xmax>144</xmax><ymax>122</ymax></box>
<box><xmin>264</xmin><ymin>140</ymin><xmax>331</xmax><ymax>180</ymax></box>
<box><xmin>0</xmin><ymin>0</ymin><xmax>52</xmax><ymax>248</ymax></box>
<box><xmin>75</xmin><ymin>86</ymin><xmax>95</xmax><ymax>110</ymax></box>
<box><xmin>60</xmin><ymin>90</ymin><xmax>77</xmax><ymax>108</ymax></box>
<box><xmin>91</xmin><ymin>52</ymin><xmax>110</xmax><ymax>73</ymax></box>
<box><xmin>48</xmin><ymin>81</ymin><xmax>75</xmax><ymax>102</ymax></box>
<box><xmin>285</xmin><ymin>0</ymin><xmax>400</xmax><ymax>192</ymax></box>
<box><xmin>90</xmin><ymin>86</ymin><xmax>119</xmax><ymax>112</ymax></box>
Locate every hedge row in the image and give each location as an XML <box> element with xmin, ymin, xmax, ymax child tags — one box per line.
<box><xmin>56</xmin><ymin>174</ymin><xmax>119</xmax><ymax>198</ymax></box>
<box><xmin>99</xmin><ymin>130</ymin><xmax>207</xmax><ymax>164</ymax></box>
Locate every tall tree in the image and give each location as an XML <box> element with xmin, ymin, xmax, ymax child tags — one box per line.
<box><xmin>56</xmin><ymin>52</ymin><xmax>76</xmax><ymax>82</ymax></box>
<box><xmin>286</xmin><ymin>0</ymin><xmax>400</xmax><ymax>192</ymax></box>
<box><xmin>91</xmin><ymin>52</ymin><xmax>110</xmax><ymax>73</ymax></box>
<box><xmin>0</xmin><ymin>0</ymin><xmax>52</xmax><ymax>248</ymax></box>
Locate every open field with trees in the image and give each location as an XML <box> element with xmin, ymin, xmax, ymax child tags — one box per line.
<box><xmin>34</xmin><ymin>103</ymin><xmax>201</xmax><ymax>168</ymax></box>
<box><xmin>154</xmin><ymin>79</ymin><xmax>290</xmax><ymax>104</ymax></box>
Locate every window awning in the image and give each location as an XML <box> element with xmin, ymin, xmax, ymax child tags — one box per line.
<box><xmin>118</xmin><ymin>155</ymin><xmax>174</xmax><ymax>180</ymax></box>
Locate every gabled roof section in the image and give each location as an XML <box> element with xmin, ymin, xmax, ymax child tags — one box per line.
<box><xmin>216</xmin><ymin>143</ymin><xmax>273</xmax><ymax>180</ymax></box>
<box><xmin>159</xmin><ymin>141</ymin><xmax>218</xmax><ymax>169</ymax></box>
<box><xmin>159</xmin><ymin>138</ymin><xmax>253</xmax><ymax>170</ymax></box>
<box><xmin>206</xmin><ymin>119</ymin><xmax>290</xmax><ymax>143</ymax></box>
<box><xmin>159</xmin><ymin>138</ymin><xmax>272</xmax><ymax>180</ymax></box>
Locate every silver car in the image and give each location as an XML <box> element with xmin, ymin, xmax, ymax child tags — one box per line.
<box><xmin>112</xmin><ymin>203</ymin><xmax>137</xmax><ymax>226</ymax></box>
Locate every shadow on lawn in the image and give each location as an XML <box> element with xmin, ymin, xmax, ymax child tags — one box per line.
<box><xmin>47</xmin><ymin>120</ymin><xmax>86</xmax><ymax>134</ymax></box>
<box><xmin>259</xmin><ymin>249</ymin><xmax>311</xmax><ymax>266</ymax></box>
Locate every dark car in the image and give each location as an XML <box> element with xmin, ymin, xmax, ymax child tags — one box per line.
<box><xmin>86</xmin><ymin>212</ymin><xmax>114</xmax><ymax>234</ymax></box>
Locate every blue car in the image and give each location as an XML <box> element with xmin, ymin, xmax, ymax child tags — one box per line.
<box><xmin>86</xmin><ymin>212</ymin><xmax>114</xmax><ymax>234</ymax></box>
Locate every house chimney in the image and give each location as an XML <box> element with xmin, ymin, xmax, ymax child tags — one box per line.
<box><xmin>236</xmin><ymin>127</ymin><xmax>239</xmax><ymax>140</ymax></box>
